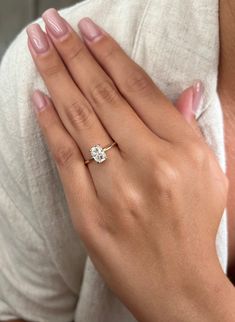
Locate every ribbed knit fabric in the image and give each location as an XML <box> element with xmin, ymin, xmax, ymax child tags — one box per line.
<box><xmin>0</xmin><ymin>0</ymin><xmax>227</xmax><ymax>321</ymax></box>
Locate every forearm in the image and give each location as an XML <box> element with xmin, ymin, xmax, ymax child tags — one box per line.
<box><xmin>177</xmin><ymin>272</ymin><xmax>235</xmax><ymax>322</ymax></box>
<box><xmin>139</xmin><ymin>266</ymin><xmax>235</xmax><ymax>322</ymax></box>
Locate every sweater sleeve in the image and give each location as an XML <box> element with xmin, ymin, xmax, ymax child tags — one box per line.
<box><xmin>0</xmin><ymin>0</ymin><xmax>150</xmax><ymax>320</ymax></box>
<box><xmin>0</xmin><ymin>31</ymin><xmax>76</xmax><ymax>322</ymax></box>
<box><xmin>0</xmin><ymin>32</ymin><xmax>39</xmax><ymax>322</ymax></box>
<box><xmin>0</xmin><ymin>3</ymin><xmax>90</xmax><ymax>322</ymax></box>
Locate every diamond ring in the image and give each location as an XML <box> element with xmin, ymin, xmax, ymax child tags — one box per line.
<box><xmin>84</xmin><ymin>142</ymin><xmax>117</xmax><ymax>165</ymax></box>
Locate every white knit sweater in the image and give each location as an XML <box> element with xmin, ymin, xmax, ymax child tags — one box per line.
<box><xmin>0</xmin><ymin>0</ymin><xmax>228</xmax><ymax>321</ymax></box>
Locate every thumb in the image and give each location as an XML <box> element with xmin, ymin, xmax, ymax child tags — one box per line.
<box><xmin>175</xmin><ymin>81</ymin><xmax>204</xmax><ymax>138</ymax></box>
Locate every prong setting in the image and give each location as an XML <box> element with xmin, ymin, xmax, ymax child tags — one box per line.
<box><xmin>90</xmin><ymin>144</ymin><xmax>107</xmax><ymax>163</ymax></box>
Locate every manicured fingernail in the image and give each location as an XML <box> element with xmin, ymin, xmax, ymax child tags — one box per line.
<box><xmin>32</xmin><ymin>90</ymin><xmax>47</xmax><ymax>114</ymax></box>
<box><xmin>27</xmin><ymin>24</ymin><xmax>49</xmax><ymax>54</ymax></box>
<box><xmin>78</xmin><ymin>18</ymin><xmax>103</xmax><ymax>42</ymax></box>
<box><xmin>42</xmin><ymin>8</ymin><xmax>69</xmax><ymax>39</ymax></box>
<box><xmin>192</xmin><ymin>80</ymin><xmax>204</xmax><ymax>113</ymax></box>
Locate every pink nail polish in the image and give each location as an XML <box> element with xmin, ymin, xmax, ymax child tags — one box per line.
<box><xmin>42</xmin><ymin>8</ymin><xmax>69</xmax><ymax>39</ymax></box>
<box><xmin>78</xmin><ymin>18</ymin><xmax>103</xmax><ymax>42</ymax></box>
<box><xmin>32</xmin><ymin>90</ymin><xmax>47</xmax><ymax>114</ymax></box>
<box><xmin>192</xmin><ymin>80</ymin><xmax>204</xmax><ymax>114</ymax></box>
<box><xmin>27</xmin><ymin>24</ymin><xmax>49</xmax><ymax>54</ymax></box>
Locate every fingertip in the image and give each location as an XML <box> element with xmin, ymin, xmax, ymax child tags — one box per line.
<box><xmin>42</xmin><ymin>7</ymin><xmax>57</xmax><ymax>20</ymax></box>
<box><xmin>32</xmin><ymin>90</ymin><xmax>48</xmax><ymax>114</ymax></box>
<box><xmin>78</xmin><ymin>17</ymin><xmax>105</xmax><ymax>43</ymax></box>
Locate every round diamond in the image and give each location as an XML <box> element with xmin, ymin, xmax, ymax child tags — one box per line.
<box><xmin>90</xmin><ymin>145</ymin><xmax>107</xmax><ymax>163</ymax></box>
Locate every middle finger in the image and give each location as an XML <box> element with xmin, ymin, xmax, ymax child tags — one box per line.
<box><xmin>42</xmin><ymin>9</ymin><xmax>195</xmax><ymax>144</ymax></box>
<box><xmin>41</xmin><ymin>9</ymin><xmax>164</xmax><ymax>149</ymax></box>
<box><xmin>27</xmin><ymin>24</ymin><xmax>114</xmax><ymax>167</ymax></box>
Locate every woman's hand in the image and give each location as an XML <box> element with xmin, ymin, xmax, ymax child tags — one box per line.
<box><xmin>26</xmin><ymin>9</ymin><xmax>233</xmax><ymax>322</ymax></box>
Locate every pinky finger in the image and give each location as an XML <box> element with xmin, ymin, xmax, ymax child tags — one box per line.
<box><xmin>32</xmin><ymin>90</ymin><xmax>84</xmax><ymax>171</ymax></box>
<box><xmin>32</xmin><ymin>90</ymin><xmax>97</xmax><ymax>223</ymax></box>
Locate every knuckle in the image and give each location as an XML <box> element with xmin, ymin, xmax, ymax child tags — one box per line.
<box><xmin>66</xmin><ymin>44</ymin><xmax>85</xmax><ymax>62</ymax></box>
<box><xmin>124</xmin><ymin>188</ymin><xmax>143</xmax><ymax>212</ymax></box>
<box><xmin>40</xmin><ymin>115</ymin><xmax>56</xmax><ymax>133</ymax></box>
<box><xmin>187</xmin><ymin>141</ymin><xmax>207</xmax><ymax>165</ymax></box>
<box><xmin>116</xmin><ymin>186</ymin><xmax>144</xmax><ymax>222</ymax></box>
<box><xmin>65</xmin><ymin>98</ymin><xmax>94</xmax><ymax>130</ymax></box>
<box><xmin>40</xmin><ymin>56</ymin><xmax>64</xmax><ymax>78</ymax></box>
<box><xmin>126</xmin><ymin>69</ymin><xmax>152</xmax><ymax>93</ymax></box>
<box><xmin>153</xmin><ymin>161</ymin><xmax>179</xmax><ymax>196</ymax></box>
<box><xmin>74</xmin><ymin>210</ymin><xmax>104</xmax><ymax>242</ymax></box>
<box><xmin>90</xmin><ymin>80</ymin><xmax>120</xmax><ymax>106</ymax></box>
<box><xmin>53</xmin><ymin>144</ymin><xmax>77</xmax><ymax>168</ymax></box>
<box><xmin>101</xmin><ymin>42</ymin><xmax>119</xmax><ymax>61</ymax></box>
<box><xmin>112</xmin><ymin>178</ymin><xmax>143</xmax><ymax>214</ymax></box>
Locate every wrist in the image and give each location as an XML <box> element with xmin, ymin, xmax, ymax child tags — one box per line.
<box><xmin>168</xmin><ymin>263</ymin><xmax>235</xmax><ymax>322</ymax></box>
<box><xmin>138</xmin><ymin>259</ymin><xmax>235</xmax><ymax>322</ymax></box>
<box><xmin>194</xmin><ymin>266</ymin><xmax>235</xmax><ymax>322</ymax></box>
